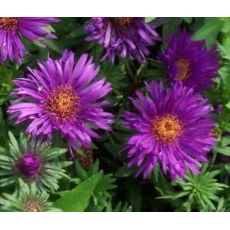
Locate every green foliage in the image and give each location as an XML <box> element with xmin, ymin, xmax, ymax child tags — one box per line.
<box><xmin>111</xmin><ymin>202</ymin><xmax>133</xmax><ymax>212</ymax></box>
<box><xmin>213</xmin><ymin>135</ymin><xmax>230</xmax><ymax>157</ymax></box>
<box><xmin>0</xmin><ymin>65</ymin><xmax>15</xmax><ymax>105</ymax></box>
<box><xmin>75</xmin><ymin>161</ymin><xmax>116</xmax><ymax>211</ymax></box>
<box><xmin>162</xmin><ymin>18</ymin><xmax>183</xmax><ymax>45</ymax></box>
<box><xmin>145</xmin><ymin>17</ymin><xmax>155</xmax><ymax>23</ymax></box>
<box><xmin>0</xmin><ymin>180</ymin><xmax>60</xmax><ymax>212</ymax></box>
<box><xmin>158</xmin><ymin>166</ymin><xmax>228</xmax><ymax>211</ymax></box>
<box><xmin>193</xmin><ymin>18</ymin><xmax>223</xmax><ymax>46</ymax></box>
<box><xmin>55</xmin><ymin>172</ymin><xmax>102</xmax><ymax>211</ymax></box>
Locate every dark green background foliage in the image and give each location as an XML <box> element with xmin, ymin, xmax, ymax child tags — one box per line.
<box><xmin>0</xmin><ymin>18</ymin><xmax>230</xmax><ymax>212</ymax></box>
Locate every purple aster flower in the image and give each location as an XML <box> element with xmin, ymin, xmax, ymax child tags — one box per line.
<box><xmin>8</xmin><ymin>50</ymin><xmax>113</xmax><ymax>154</ymax></box>
<box><xmin>159</xmin><ymin>30</ymin><xmax>219</xmax><ymax>92</ymax></box>
<box><xmin>15</xmin><ymin>153</ymin><xmax>41</xmax><ymax>178</ymax></box>
<box><xmin>122</xmin><ymin>81</ymin><xmax>216</xmax><ymax>179</ymax></box>
<box><xmin>0</xmin><ymin>17</ymin><xmax>59</xmax><ymax>63</ymax></box>
<box><xmin>84</xmin><ymin>17</ymin><xmax>159</xmax><ymax>62</ymax></box>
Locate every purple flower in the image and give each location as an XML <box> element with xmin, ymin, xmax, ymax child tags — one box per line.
<box><xmin>159</xmin><ymin>30</ymin><xmax>219</xmax><ymax>92</ymax></box>
<box><xmin>8</xmin><ymin>50</ymin><xmax>113</xmax><ymax>153</ymax></box>
<box><xmin>123</xmin><ymin>82</ymin><xmax>216</xmax><ymax>179</ymax></box>
<box><xmin>0</xmin><ymin>17</ymin><xmax>59</xmax><ymax>63</ymax></box>
<box><xmin>84</xmin><ymin>17</ymin><xmax>159</xmax><ymax>62</ymax></box>
<box><xmin>0</xmin><ymin>132</ymin><xmax>69</xmax><ymax>191</ymax></box>
<box><xmin>15</xmin><ymin>153</ymin><xmax>41</xmax><ymax>178</ymax></box>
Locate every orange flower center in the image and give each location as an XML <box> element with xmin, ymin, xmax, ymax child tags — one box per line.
<box><xmin>152</xmin><ymin>114</ymin><xmax>182</xmax><ymax>143</ymax></box>
<box><xmin>109</xmin><ymin>17</ymin><xmax>134</xmax><ymax>31</ymax></box>
<box><xmin>45</xmin><ymin>86</ymin><xmax>79</xmax><ymax>121</ymax></box>
<box><xmin>0</xmin><ymin>17</ymin><xmax>19</xmax><ymax>31</ymax></box>
<box><xmin>175</xmin><ymin>58</ymin><xmax>190</xmax><ymax>80</ymax></box>
<box><xmin>24</xmin><ymin>200</ymin><xmax>42</xmax><ymax>212</ymax></box>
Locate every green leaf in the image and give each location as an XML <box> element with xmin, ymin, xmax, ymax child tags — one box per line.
<box><xmin>162</xmin><ymin>18</ymin><xmax>182</xmax><ymax>47</ymax></box>
<box><xmin>115</xmin><ymin>166</ymin><xmax>133</xmax><ymax>177</ymax></box>
<box><xmin>0</xmin><ymin>65</ymin><xmax>14</xmax><ymax>105</ymax></box>
<box><xmin>46</xmin><ymin>147</ymin><xmax>67</xmax><ymax>159</ymax></box>
<box><xmin>145</xmin><ymin>17</ymin><xmax>155</xmax><ymax>23</ymax></box>
<box><xmin>76</xmin><ymin>148</ymin><xmax>86</xmax><ymax>157</ymax></box>
<box><xmin>183</xmin><ymin>17</ymin><xmax>192</xmax><ymax>23</ymax></box>
<box><xmin>193</xmin><ymin>18</ymin><xmax>223</xmax><ymax>46</ymax></box>
<box><xmin>213</xmin><ymin>146</ymin><xmax>230</xmax><ymax>156</ymax></box>
<box><xmin>219</xmin><ymin>35</ymin><xmax>230</xmax><ymax>60</ymax></box>
<box><xmin>0</xmin><ymin>147</ymin><xmax>6</xmax><ymax>153</ymax></box>
<box><xmin>47</xmin><ymin>40</ymin><xmax>63</xmax><ymax>53</ymax></box>
<box><xmin>8</xmin><ymin>131</ymin><xmax>20</xmax><ymax>154</ymax></box>
<box><xmin>220</xmin><ymin>18</ymin><xmax>230</xmax><ymax>33</ymax></box>
<box><xmin>54</xmin><ymin>172</ymin><xmax>102</xmax><ymax>211</ymax></box>
<box><xmin>217</xmin><ymin>197</ymin><xmax>225</xmax><ymax>211</ymax></box>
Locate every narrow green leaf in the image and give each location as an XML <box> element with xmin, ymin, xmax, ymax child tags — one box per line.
<box><xmin>8</xmin><ymin>132</ymin><xmax>20</xmax><ymax>154</ymax></box>
<box><xmin>46</xmin><ymin>147</ymin><xmax>67</xmax><ymax>159</ymax></box>
<box><xmin>214</xmin><ymin>146</ymin><xmax>230</xmax><ymax>156</ymax></box>
<box><xmin>145</xmin><ymin>17</ymin><xmax>155</xmax><ymax>23</ymax></box>
<box><xmin>183</xmin><ymin>17</ymin><xmax>192</xmax><ymax>23</ymax></box>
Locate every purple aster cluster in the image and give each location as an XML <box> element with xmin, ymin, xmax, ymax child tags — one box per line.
<box><xmin>159</xmin><ymin>30</ymin><xmax>219</xmax><ymax>92</ymax></box>
<box><xmin>8</xmin><ymin>50</ymin><xmax>113</xmax><ymax>153</ymax></box>
<box><xmin>123</xmin><ymin>82</ymin><xmax>216</xmax><ymax>179</ymax></box>
<box><xmin>2</xmin><ymin>18</ymin><xmax>220</xmax><ymax>185</ymax></box>
<box><xmin>84</xmin><ymin>17</ymin><xmax>159</xmax><ymax>62</ymax></box>
<box><xmin>0</xmin><ymin>17</ymin><xmax>59</xmax><ymax>63</ymax></box>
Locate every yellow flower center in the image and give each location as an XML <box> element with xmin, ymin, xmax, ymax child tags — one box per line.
<box><xmin>109</xmin><ymin>17</ymin><xmax>134</xmax><ymax>31</ymax></box>
<box><xmin>152</xmin><ymin>114</ymin><xmax>182</xmax><ymax>143</ymax></box>
<box><xmin>175</xmin><ymin>58</ymin><xmax>190</xmax><ymax>80</ymax></box>
<box><xmin>24</xmin><ymin>200</ymin><xmax>42</xmax><ymax>212</ymax></box>
<box><xmin>45</xmin><ymin>86</ymin><xmax>79</xmax><ymax>121</ymax></box>
<box><xmin>0</xmin><ymin>17</ymin><xmax>19</xmax><ymax>31</ymax></box>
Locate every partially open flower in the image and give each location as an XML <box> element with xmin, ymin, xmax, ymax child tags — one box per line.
<box><xmin>0</xmin><ymin>182</ymin><xmax>60</xmax><ymax>212</ymax></box>
<box><xmin>0</xmin><ymin>132</ymin><xmax>69</xmax><ymax>192</ymax></box>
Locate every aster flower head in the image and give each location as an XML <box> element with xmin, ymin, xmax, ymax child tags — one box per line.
<box><xmin>123</xmin><ymin>81</ymin><xmax>216</xmax><ymax>179</ymax></box>
<box><xmin>159</xmin><ymin>30</ymin><xmax>219</xmax><ymax>92</ymax></box>
<box><xmin>0</xmin><ymin>17</ymin><xmax>59</xmax><ymax>63</ymax></box>
<box><xmin>84</xmin><ymin>17</ymin><xmax>159</xmax><ymax>62</ymax></box>
<box><xmin>0</xmin><ymin>132</ymin><xmax>69</xmax><ymax>191</ymax></box>
<box><xmin>8</xmin><ymin>50</ymin><xmax>113</xmax><ymax>153</ymax></box>
<box><xmin>0</xmin><ymin>181</ymin><xmax>61</xmax><ymax>212</ymax></box>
